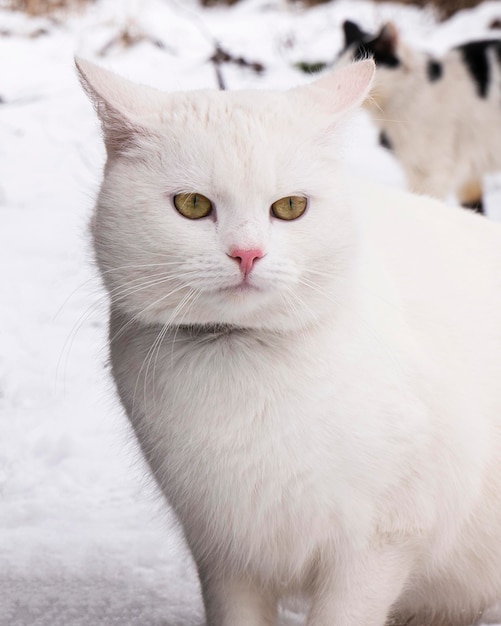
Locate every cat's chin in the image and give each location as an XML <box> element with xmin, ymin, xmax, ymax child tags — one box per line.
<box><xmin>165</xmin><ymin>288</ymin><xmax>294</xmax><ymax>332</ymax></box>
<box><xmin>217</xmin><ymin>282</ymin><xmax>262</xmax><ymax>296</ymax></box>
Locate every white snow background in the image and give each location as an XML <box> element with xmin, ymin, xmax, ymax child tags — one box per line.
<box><xmin>1</xmin><ymin>0</ymin><xmax>501</xmax><ymax>624</ymax></box>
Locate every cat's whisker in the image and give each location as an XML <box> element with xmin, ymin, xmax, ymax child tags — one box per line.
<box><xmin>99</xmin><ymin>261</ymin><xmax>187</xmax><ymax>276</ymax></box>
<box><xmin>283</xmin><ymin>284</ymin><xmax>320</xmax><ymax>334</ymax></box>
<box><xmin>105</xmin><ymin>268</ymin><xmax>202</xmax><ymax>308</ymax></box>
<box><xmin>57</xmin><ymin>272</ymin><xmax>187</xmax><ymax>389</ymax></box>
<box><xmin>302</xmin><ymin>267</ymin><xmax>339</xmax><ymax>279</ymax></box>
<box><xmin>55</xmin><ymin>292</ymin><xmax>110</xmax><ymax>394</ymax></box>
<box><xmin>167</xmin><ymin>288</ymin><xmax>203</xmax><ymax>361</ymax></box>
<box><xmin>62</xmin><ymin>274</ymin><xmax>169</xmax><ymax>346</ymax></box>
<box><xmin>56</xmin><ymin>259</ymin><xmax>186</xmax><ymax>324</ymax></box>
<box><xmin>132</xmin><ymin>287</ymin><xmax>201</xmax><ymax>417</ymax></box>
<box><xmin>109</xmin><ymin>282</ymin><xmax>197</xmax><ymax>347</ymax></box>
<box><xmin>144</xmin><ymin>289</ymin><xmax>198</xmax><ymax>397</ymax></box>
<box><xmin>107</xmin><ymin>272</ymin><xmax>182</xmax><ymax>301</ymax></box>
<box><xmin>280</xmin><ymin>287</ymin><xmax>306</xmax><ymax>332</ymax></box>
<box><xmin>297</xmin><ymin>275</ymin><xmax>335</xmax><ymax>296</ymax></box>
<box><xmin>371</xmin><ymin>117</ymin><xmax>409</xmax><ymax>126</ymax></box>
<box><xmin>54</xmin><ymin>272</ymin><xmax>106</xmax><ymax>323</ymax></box>
<box><xmin>134</xmin><ymin>321</ymin><xmax>169</xmax><ymax>417</ymax></box>
<box><xmin>58</xmin><ymin>271</ymin><xmax>202</xmax><ymax>393</ymax></box>
<box><xmin>64</xmin><ymin>271</ymin><xmax>183</xmax><ymax>339</ymax></box>
<box><xmin>155</xmin><ymin>289</ymin><xmax>204</xmax><ymax>412</ymax></box>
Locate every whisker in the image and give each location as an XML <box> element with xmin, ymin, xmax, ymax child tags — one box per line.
<box><xmin>100</xmin><ymin>261</ymin><xmax>187</xmax><ymax>276</ymax></box>
<box><xmin>151</xmin><ymin>288</ymin><xmax>202</xmax><ymax>404</ymax></box>
<box><xmin>167</xmin><ymin>288</ymin><xmax>203</xmax><ymax>370</ymax></box>
<box><xmin>297</xmin><ymin>275</ymin><xmax>342</xmax><ymax>307</ymax></box>
<box><xmin>55</xmin><ymin>291</ymin><xmax>107</xmax><ymax>396</ymax></box>
<box><xmin>280</xmin><ymin>287</ymin><xmax>302</xmax><ymax>329</ymax></box>
<box><xmin>57</xmin><ymin>274</ymin><xmax>176</xmax><ymax>388</ymax></box>
<box><xmin>107</xmin><ymin>273</ymin><xmax>181</xmax><ymax>301</ymax></box>
<box><xmin>283</xmin><ymin>284</ymin><xmax>319</xmax><ymax>330</ymax></box>
<box><xmin>302</xmin><ymin>267</ymin><xmax>337</xmax><ymax>278</ymax></box>
<box><xmin>53</xmin><ymin>272</ymin><xmax>102</xmax><ymax>323</ymax></box>
<box><xmin>131</xmin><ymin>287</ymin><xmax>200</xmax><ymax>417</ymax></box>
<box><xmin>54</xmin><ymin>259</ymin><xmax>186</xmax><ymax>322</ymax></box>
<box><xmin>57</xmin><ymin>270</ymin><xmax>200</xmax><ymax>392</ymax></box>
<box><xmin>371</xmin><ymin>117</ymin><xmax>408</xmax><ymax>123</ymax></box>
<box><xmin>106</xmin><ymin>269</ymin><xmax>203</xmax><ymax>304</ymax></box>
<box><xmin>297</xmin><ymin>275</ymin><xmax>405</xmax><ymax>376</ymax></box>
<box><xmin>108</xmin><ymin>282</ymin><xmax>192</xmax><ymax>347</ymax></box>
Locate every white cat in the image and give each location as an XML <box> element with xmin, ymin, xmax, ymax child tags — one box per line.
<box><xmin>339</xmin><ymin>20</ymin><xmax>501</xmax><ymax>211</ymax></box>
<box><xmin>77</xmin><ymin>57</ymin><xmax>501</xmax><ymax>626</ymax></box>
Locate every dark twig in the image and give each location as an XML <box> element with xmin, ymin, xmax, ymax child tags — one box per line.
<box><xmin>209</xmin><ymin>43</ymin><xmax>265</xmax><ymax>90</ymax></box>
<box><xmin>211</xmin><ymin>45</ymin><xmax>228</xmax><ymax>90</ymax></box>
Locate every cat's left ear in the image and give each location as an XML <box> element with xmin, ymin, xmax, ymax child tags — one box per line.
<box><xmin>298</xmin><ymin>59</ymin><xmax>375</xmax><ymax>116</ymax></box>
<box><xmin>75</xmin><ymin>58</ymin><xmax>161</xmax><ymax>157</ymax></box>
<box><xmin>342</xmin><ymin>20</ymin><xmax>371</xmax><ymax>48</ymax></box>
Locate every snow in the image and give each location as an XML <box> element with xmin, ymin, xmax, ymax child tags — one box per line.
<box><xmin>1</xmin><ymin>0</ymin><xmax>500</xmax><ymax>624</ymax></box>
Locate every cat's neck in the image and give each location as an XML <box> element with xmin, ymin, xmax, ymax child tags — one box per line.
<box><xmin>162</xmin><ymin>321</ymin><xmax>312</xmax><ymax>349</ymax></box>
<box><xmin>109</xmin><ymin>307</ymin><xmax>296</xmax><ymax>351</ymax></box>
<box><xmin>177</xmin><ymin>323</ymin><xmax>251</xmax><ymax>336</ymax></box>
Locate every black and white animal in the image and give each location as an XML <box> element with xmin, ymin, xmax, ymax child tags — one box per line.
<box><xmin>340</xmin><ymin>20</ymin><xmax>501</xmax><ymax>211</ymax></box>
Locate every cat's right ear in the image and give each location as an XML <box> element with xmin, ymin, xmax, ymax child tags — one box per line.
<box><xmin>75</xmin><ymin>58</ymin><xmax>160</xmax><ymax>157</ymax></box>
<box><xmin>298</xmin><ymin>59</ymin><xmax>375</xmax><ymax>118</ymax></box>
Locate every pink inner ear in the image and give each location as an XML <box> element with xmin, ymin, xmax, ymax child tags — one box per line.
<box><xmin>76</xmin><ymin>58</ymin><xmax>162</xmax><ymax>157</ymax></box>
<box><xmin>306</xmin><ymin>60</ymin><xmax>376</xmax><ymax>116</ymax></box>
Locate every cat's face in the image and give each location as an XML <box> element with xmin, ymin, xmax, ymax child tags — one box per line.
<box><xmin>78</xmin><ymin>59</ymin><xmax>374</xmax><ymax>331</ymax></box>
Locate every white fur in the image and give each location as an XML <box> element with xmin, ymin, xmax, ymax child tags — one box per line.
<box><xmin>340</xmin><ymin>29</ymin><xmax>501</xmax><ymax>205</ymax></box>
<box><xmin>78</xmin><ymin>58</ymin><xmax>501</xmax><ymax>625</ymax></box>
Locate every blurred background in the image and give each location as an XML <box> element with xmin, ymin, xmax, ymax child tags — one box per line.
<box><xmin>4</xmin><ymin>0</ymin><xmax>496</xmax><ymax>19</ymax></box>
<box><xmin>1</xmin><ymin>0</ymin><xmax>501</xmax><ymax>625</ymax></box>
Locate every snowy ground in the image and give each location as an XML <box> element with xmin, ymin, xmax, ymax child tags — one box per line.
<box><xmin>1</xmin><ymin>0</ymin><xmax>501</xmax><ymax>624</ymax></box>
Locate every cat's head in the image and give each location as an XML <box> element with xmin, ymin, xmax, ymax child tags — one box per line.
<box><xmin>338</xmin><ymin>21</ymin><xmax>423</xmax><ymax>110</ymax></box>
<box><xmin>77</xmin><ymin>58</ymin><xmax>374</xmax><ymax>332</ymax></box>
<box><xmin>341</xmin><ymin>21</ymin><xmax>401</xmax><ymax>69</ymax></box>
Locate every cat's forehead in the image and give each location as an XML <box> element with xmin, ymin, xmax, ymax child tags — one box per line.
<box><xmin>160</xmin><ymin>89</ymin><xmax>302</xmax><ymax>137</ymax></box>
<box><xmin>153</xmin><ymin>90</ymin><xmax>316</xmax><ymax>193</ymax></box>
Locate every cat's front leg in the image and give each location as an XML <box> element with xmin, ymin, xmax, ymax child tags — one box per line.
<box><xmin>199</xmin><ymin>572</ymin><xmax>278</xmax><ymax>626</ymax></box>
<box><xmin>307</xmin><ymin>542</ymin><xmax>414</xmax><ymax>626</ymax></box>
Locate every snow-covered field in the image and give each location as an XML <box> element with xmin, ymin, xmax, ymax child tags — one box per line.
<box><xmin>1</xmin><ymin>1</ymin><xmax>501</xmax><ymax>624</ymax></box>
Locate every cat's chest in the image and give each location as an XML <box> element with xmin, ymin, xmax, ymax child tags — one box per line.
<box><xmin>148</xmin><ymin>334</ymin><xmax>351</xmax><ymax>570</ymax></box>
<box><xmin>124</xmin><ymin>327</ymin><xmax>342</xmax><ymax>487</ymax></box>
<box><xmin>116</xmin><ymin>322</ymin><xmax>415</xmax><ymax>488</ymax></box>
<box><xmin>110</xmin><ymin>318</ymin><xmax>431</xmax><ymax>579</ymax></box>
<box><xmin>120</xmin><ymin>326</ymin><xmax>411</xmax><ymax>530</ymax></box>
<box><xmin>143</xmin><ymin>330</ymin><xmax>332</xmax><ymax>468</ymax></box>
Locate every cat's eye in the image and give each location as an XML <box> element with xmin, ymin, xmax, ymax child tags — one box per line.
<box><xmin>173</xmin><ymin>193</ymin><xmax>213</xmax><ymax>219</ymax></box>
<box><xmin>271</xmin><ymin>196</ymin><xmax>307</xmax><ymax>221</ymax></box>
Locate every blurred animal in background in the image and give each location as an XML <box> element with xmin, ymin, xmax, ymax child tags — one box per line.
<box><xmin>339</xmin><ymin>20</ymin><xmax>501</xmax><ymax>212</ymax></box>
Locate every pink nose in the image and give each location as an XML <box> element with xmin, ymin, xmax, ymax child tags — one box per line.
<box><xmin>229</xmin><ymin>248</ymin><xmax>264</xmax><ymax>276</ymax></box>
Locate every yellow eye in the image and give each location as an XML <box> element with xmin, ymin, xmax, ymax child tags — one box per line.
<box><xmin>173</xmin><ymin>193</ymin><xmax>213</xmax><ymax>219</ymax></box>
<box><xmin>271</xmin><ymin>196</ymin><xmax>307</xmax><ymax>221</ymax></box>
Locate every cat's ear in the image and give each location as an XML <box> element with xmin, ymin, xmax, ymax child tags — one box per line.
<box><xmin>299</xmin><ymin>59</ymin><xmax>375</xmax><ymax>116</ymax></box>
<box><xmin>374</xmin><ymin>22</ymin><xmax>399</xmax><ymax>59</ymax></box>
<box><xmin>75</xmin><ymin>58</ymin><xmax>161</xmax><ymax>156</ymax></box>
<box><xmin>342</xmin><ymin>20</ymin><xmax>370</xmax><ymax>47</ymax></box>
